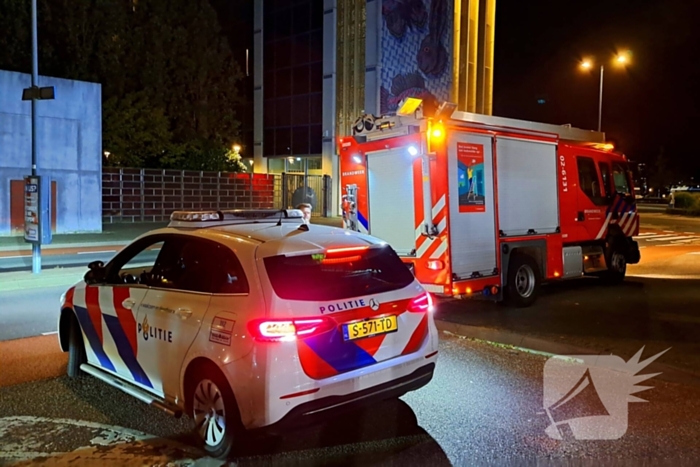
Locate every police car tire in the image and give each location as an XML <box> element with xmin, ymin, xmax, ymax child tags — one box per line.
<box><xmin>188</xmin><ymin>365</ymin><xmax>244</xmax><ymax>459</ymax></box>
<box><xmin>504</xmin><ymin>253</ymin><xmax>540</xmax><ymax>308</ymax></box>
<box><xmin>67</xmin><ymin>314</ymin><xmax>86</xmax><ymax>378</ymax></box>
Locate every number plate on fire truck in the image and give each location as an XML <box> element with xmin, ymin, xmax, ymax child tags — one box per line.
<box><xmin>342</xmin><ymin>315</ymin><xmax>398</xmax><ymax>341</ymax></box>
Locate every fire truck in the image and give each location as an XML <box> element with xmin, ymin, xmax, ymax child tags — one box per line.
<box><xmin>338</xmin><ymin>101</ymin><xmax>641</xmax><ymax>307</ymax></box>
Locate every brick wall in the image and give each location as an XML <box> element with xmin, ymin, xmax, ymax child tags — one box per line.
<box><xmin>102</xmin><ymin>168</ymin><xmax>279</xmax><ymax>223</ymax></box>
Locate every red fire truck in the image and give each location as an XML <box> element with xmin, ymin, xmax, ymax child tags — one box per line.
<box><xmin>338</xmin><ymin>102</ymin><xmax>640</xmax><ymax>307</ymax></box>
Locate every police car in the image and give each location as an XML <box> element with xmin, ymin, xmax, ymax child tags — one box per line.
<box><xmin>57</xmin><ymin>209</ymin><xmax>439</xmax><ymax>458</ymax></box>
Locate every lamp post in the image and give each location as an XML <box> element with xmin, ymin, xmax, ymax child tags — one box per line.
<box><xmin>580</xmin><ymin>52</ymin><xmax>630</xmax><ymax>132</ymax></box>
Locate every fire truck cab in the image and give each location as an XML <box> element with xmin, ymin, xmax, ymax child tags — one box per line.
<box><xmin>338</xmin><ymin>102</ymin><xmax>640</xmax><ymax>307</ymax></box>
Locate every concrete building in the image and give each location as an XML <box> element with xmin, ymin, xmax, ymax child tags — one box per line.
<box><xmin>252</xmin><ymin>0</ymin><xmax>496</xmax><ymax>215</ymax></box>
<box><xmin>0</xmin><ymin>70</ymin><xmax>102</xmax><ymax>235</ymax></box>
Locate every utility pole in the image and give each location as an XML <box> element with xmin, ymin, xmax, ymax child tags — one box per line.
<box><xmin>21</xmin><ymin>0</ymin><xmax>54</xmax><ymax>273</ymax></box>
<box><xmin>31</xmin><ymin>0</ymin><xmax>40</xmax><ymax>274</ymax></box>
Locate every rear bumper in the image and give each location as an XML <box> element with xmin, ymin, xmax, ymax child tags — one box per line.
<box><xmin>257</xmin><ymin>362</ymin><xmax>435</xmax><ymax>435</ymax></box>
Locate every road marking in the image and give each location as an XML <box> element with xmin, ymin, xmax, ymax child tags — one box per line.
<box><xmin>648</xmin><ymin>235</ymin><xmax>697</xmax><ymax>242</ymax></box>
<box><xmin>687</xmin><ymin>252</ymin><xmax>700</xmax><ymax>255</ymax></box>
<box><xmin>41</xmin><ymin>331</ymin><xmax>58</xmax><ymax>336</ymax></box>
<box><xmin>636</xmin><ymin>233</ymin><xmax>675</xmax><ymax>239</ymax></box>
<box><xmin>671</xmin><ymin>239</ymin><xmax>694</xmax><ymax>244</ymax></box>
<box><xmin>635</xmin><ymin>233</ymin><xmax>658</xmax><ymax>237</ymax></box>
<box><xmin>77</xmin><ymin>250</ymin><xmax>116</xmax><ymax>255</ymax></box>
<box><xmin>627</xmin><ymin>273</ymin><xmax>700</xmax><ymax>279</ymax></box>
<box><xmin>663</xmin><ymin>230</ymin><xmax>675</xmax><ymax>233</ymax></box>
<box><xmin>0</xmin><ymin>255</ymin><xmax>27</xmax><ymax>259</ymax></box>
<box><xmin>685</xmin><ymin>232</ymin><xmax>697</xmax><ymax>234</ymax></box>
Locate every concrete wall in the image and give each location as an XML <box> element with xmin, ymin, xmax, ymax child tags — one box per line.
<box><xmin>0</xmin><ymin>70</ymin><xmax>102</xmax><ymax>235</ymax></box>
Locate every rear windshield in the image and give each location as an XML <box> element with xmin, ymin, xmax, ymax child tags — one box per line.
<box><xmin>263</xmin><ymin>245</ymin><xmax>415</xmax><ymax>301</ymax></box>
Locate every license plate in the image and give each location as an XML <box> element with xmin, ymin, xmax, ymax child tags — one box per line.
<box><xmin>342</xmin><ymin>315</ymin><xmax>398</xmax><ymax>341</ymax></box>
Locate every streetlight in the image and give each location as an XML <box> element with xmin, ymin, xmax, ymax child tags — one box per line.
<box><xmin>579</xmin><ymin>51</ymin><xmax>631</xmax><ymax>132</ymax></box>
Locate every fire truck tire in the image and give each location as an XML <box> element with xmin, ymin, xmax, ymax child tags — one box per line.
<box><xmin>600</xmin><ymin>238</ymin><xmax>627</xmax><ymax>285</ymax></box>
<box><xmin>67</xmin><ymin>313</ymin><xmax>86</xmax><ymax>378</ymax></box>
<box><xmin>504</xmin><ymin>253</ymin><xmax>541</xmax><ymax>308</ymax></box>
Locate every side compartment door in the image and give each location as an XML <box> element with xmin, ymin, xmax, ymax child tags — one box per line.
<box><xmin>366</xmin><ymin>147</ymin><xmax>419</xmax><ymax>255</ymax></box>
<box><xmin>447</xmin><ymin>132</ymin><xmax>497</xmax><ymax>278</ymax></box>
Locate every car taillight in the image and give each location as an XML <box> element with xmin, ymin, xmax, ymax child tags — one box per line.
<box><xmin>407</xmin><ymin>292</ymin><xmax>435</xmax><ymax>313</ymax></box>
<box><xmin>247</xmin><ymin>317</ymin><xmax>336</xmax><ymax>342</ymax></box>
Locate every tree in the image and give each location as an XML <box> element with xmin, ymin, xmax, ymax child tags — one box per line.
<box><xmin>0</xmin><ymin>0</ymin><xmax>245</xmax><ymax>171</ymax></box>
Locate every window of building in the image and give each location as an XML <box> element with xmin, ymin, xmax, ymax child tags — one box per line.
<box><xmin>263</xmin><ymin>0</ymin><xmax>323</xmax><ymax>158</ymax></box>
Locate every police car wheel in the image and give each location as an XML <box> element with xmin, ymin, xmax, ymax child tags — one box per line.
<box><xmin>67</xmin><ymin>314</ymin><xmax>86</xmax><ymax>378</ymax></box>
<box><xmin>504</xmin><ymin>253</ymin><xmax>540</xmax><ymax>308</ymax></box>
<box><xmin>189</xmin><ymin>367</ymin><xmax>243</xmax><ymax>459</ymax></box>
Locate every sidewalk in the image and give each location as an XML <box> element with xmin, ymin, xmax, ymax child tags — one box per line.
<box><xmin>0</xmin><ymin>216</ymin><xmax>345</xmax><ymax>253</ymax></box>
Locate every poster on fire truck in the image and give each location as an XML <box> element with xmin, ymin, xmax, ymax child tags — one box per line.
<box><xmin>457</xmin><ymin>142</ymin><xmax>486</xmax><ymax>212</ymax></box>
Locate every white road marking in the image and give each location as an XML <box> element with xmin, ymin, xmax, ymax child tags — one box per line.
<box><xmin>77</xmin><ymin>250</ymin><xmax>117</xmax><ymax>255</ymax></box>
<box><xmin>663</xmin><ymin>230</ymin><xmax>675</xmax><ymax>233</ymax></box>
<box><xmin>648</xmin><ymin>235</ymin><xmax>697</xmax><ymax>242</ymax></box>
<box><xmin>0</xmin><ymin>255</ymin><xmax>27</xmax><ymax>259</ymax></box>
<box><xmin>41</xmin><ymin>331</ymin><xmax>58</xmax><ymax>336</ymax></box>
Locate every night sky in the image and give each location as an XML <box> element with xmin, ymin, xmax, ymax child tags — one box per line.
<box><xmin>493</xmin><ymin>0</ymin><xmax>700</xmax><ymax>176</ymax></box>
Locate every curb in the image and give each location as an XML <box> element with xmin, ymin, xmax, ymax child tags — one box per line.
<box><xmin>434</xmin><ymin>319</ymin><xmax>700</xmax><ymax>387</ymax></box>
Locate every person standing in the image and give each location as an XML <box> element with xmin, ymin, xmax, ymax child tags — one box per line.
<box><xmin>296</xmin><ymin>203</ymin><xmax>312</xmax><ymax>224</ymax></box>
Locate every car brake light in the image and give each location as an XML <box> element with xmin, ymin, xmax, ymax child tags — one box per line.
<box><xmin>247</xmin><ymin>317</ymin><xmax>336</xmax><ymax>342</ymax></box>
<box><xmin>326</xmin><ymin>246</ymin><xmax>369</xmax><ymax>255</ymax></box>
<box><xmin>407</xmin><ymin>292</ymin><xmax>434</xmax><ymax>313</ymax></box>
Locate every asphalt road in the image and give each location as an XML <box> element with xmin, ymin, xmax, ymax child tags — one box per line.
<box><xmin>1</xmin><ymin>335</ymin><xmax>699</xmax><ymax>466</ymax></box>
<box><xmin>0</xmin><ymin>285</ymin><xmax>65</xmax><ymax>340</ymax></box>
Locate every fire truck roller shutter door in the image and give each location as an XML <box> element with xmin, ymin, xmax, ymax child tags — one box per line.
<box><xmin>495</xmin><ymin>137</ymin><xmax>559</xmax><ymax>237</ymax></box>
<box><xmin>447</xmin><ymin>133</ymin><xmax>498</xmax><ymax>278</ymax></box>
<box><xmin>366</xmin><ymin>148</ymin><xmax>417</xmax><ymax>255</ymax></box>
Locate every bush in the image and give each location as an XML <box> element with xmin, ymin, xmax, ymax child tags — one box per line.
<box><xmin>672</xmin><ymin>192</ymin><xmax>700</xmax><ymax>209</ymax></box>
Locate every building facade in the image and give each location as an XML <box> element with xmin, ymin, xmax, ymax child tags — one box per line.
<box><xmin>253</xmin><ymin>0</ymin><xmax>496</xmax><ymax>215</ymax></box>
<box><xmin>0</xmin><ymin>70</ymin><xmax>102</xmax><ymax>235</ymax></box>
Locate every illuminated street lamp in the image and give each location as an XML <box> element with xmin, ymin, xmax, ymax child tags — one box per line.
<box><xmin>579</xmin><ymin>51</ymin><xmax>631</xmax><ymax>132</ymax></box>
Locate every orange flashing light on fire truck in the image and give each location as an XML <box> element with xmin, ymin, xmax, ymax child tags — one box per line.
<box><xmin>338</xmin><ymin>101</ymin><xmax>640</xmax><ymax>307</ymax></box>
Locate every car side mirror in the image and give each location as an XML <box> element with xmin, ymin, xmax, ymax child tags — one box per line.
<box><xmin>84</xmin><ymin>260</ymin><xmax>107</xmax><ymax>284</ymax></box>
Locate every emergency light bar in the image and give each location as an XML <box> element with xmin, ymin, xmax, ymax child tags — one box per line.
<box><xmin>168</xmin><ymin>209</ymin><xmax>304</xmax><ymax>228</ymax></box>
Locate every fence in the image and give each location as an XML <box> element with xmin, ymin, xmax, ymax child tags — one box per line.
<box><xmin>102</xmin><ymin>168</ymin><xmax>332</xmax><ymax>223</ymax></box>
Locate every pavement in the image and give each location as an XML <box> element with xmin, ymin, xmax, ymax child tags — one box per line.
<box><xmin>2</xmin><ymin>335</ymin><xmax>700</xmax><ymax>465</ymax></box>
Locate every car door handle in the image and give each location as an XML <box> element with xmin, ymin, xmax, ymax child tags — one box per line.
<box><xmin>174</xmin><ymin>307</ymin><xmax>192</xmax><ymax>319</ymax></box>
<box><xmin>577</xmin><ymin>211</ymin><xmax>585</xmax><ymax>221</ymax></box>
<box><xmin>122</xmin><ymin>298</ymin><xmax>136</xmax><ymax>310</ymax></box>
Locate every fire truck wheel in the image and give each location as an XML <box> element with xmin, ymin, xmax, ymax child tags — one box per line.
<box><xmin>505</xmin><ymin>253</ymin><xmax>541</xmax><ymax>308</ymax></box>
<box><xmin>601</xmin><ymin>238</ymin><xmax>627</xmax><ymax>285</ymax></box>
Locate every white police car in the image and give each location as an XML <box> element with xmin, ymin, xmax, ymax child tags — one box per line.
<box><xmin>58</xmin><ymin>209</ymin><xmax>439</xmax><ymax>458</ymax></box>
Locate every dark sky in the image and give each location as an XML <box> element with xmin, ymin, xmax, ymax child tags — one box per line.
<box><xmin>493</xmin><ymin>0</ymin><xmax>700</xmax><ymax>175</ymax></box>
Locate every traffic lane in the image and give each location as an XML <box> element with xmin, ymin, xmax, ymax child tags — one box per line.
<box><xmin>0</xmin><ymin>251</ymin><xmax>118</xmax><ymax>273</ymax></box>
<box><xmin>629</xmin><ymin>244</ymin><xmax>700</xmax><ymax>277</ymax></box>
<box><xmin>0</xmin><ymin>248</ymin><xmax>157</xmax><ymax>273</ymax></box>
<box><xmin>1</xmin><ymin>285</ymin><xmax>65</xmax><ymax>340</ymax></box>
<box><xmin>436</xmin><ymin>277</ymin><xmax>700</xmax><ymax>376</ymax></box>
<box><xmin>1</xmin><ymin>336</ymin><xmax>699</xmax><ymax>465</ymax></box>
<box><xmin>640</xmin><ymin>212</ymin><xmax>700</xmax><ymax>234</ymax></box>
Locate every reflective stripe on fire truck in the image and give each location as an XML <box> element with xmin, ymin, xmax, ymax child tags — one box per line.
<box><xmin>595</xmin><ymin>194</ymin><xmax>638</xmax><ymax>240</ymax></box>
